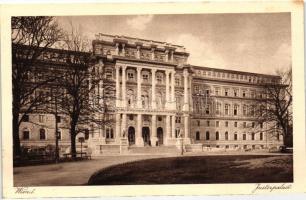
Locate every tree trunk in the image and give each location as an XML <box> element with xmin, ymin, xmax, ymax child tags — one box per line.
<box><xmin>13</xmin><ymin>111</ymin><xmax>21</xmax><ymax>158</ymax></box>
<box><xmin>70</xmin><ymin>124</ymin><xmax>77</xmax><ymax>159</ymax></box>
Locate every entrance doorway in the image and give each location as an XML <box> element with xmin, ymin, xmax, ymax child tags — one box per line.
<box><xmin>157</xmin><ymin>127</ymin><xmax>163</xmax><ymax>145</ymax></box>
<box><xmin>128</xmin><ymin>127</ymin><xmax>135</xmax><ymax>145</ymax></box>
<box><xmin>142</xmin><ymin>127</ymin><xmax>151</xmax><ymax>146</ymax></box>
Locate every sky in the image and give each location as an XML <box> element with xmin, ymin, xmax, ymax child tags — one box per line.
<box><xmin>57</xmin><ymin>13</ymin><xmax>291</xmax><ymax>75</ymax></box>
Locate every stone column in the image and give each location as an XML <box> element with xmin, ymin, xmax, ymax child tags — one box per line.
<box><xmin>165</xmin><ymin>49</ymin><xmax>169</xmax><ymax>62</ymax></box>
<box><xmin>115</xmin><ymin>113</ymin><xmax>121</xmax><ymax>141</ymax></box>
<box><xmin>151</xmin><ymin>115</ymin><xmax>158</xmax><ymax>146</ymax></box>
<box><xmin>121</xmin><ymin>113</ymin><xmax>127</xmax><ymax>137</ymax></box>
<box><xmin>171</xmin><ymin>70</ymin><xmax>176</xmax><ymax>110</ymax></box>
<box><xmin>183</xmin><ymin>69</ymin><xmax>189</xmax><ymax>111</ymax></box>
<box><xmin>122</xmin><ymin>66</ymin><xmax>127</xmax><ymax>108</ymax></box>
<box><xmin>115</xmin><ymin>65</ymin><xmax>121</xmax><ymax>107</ymax></box>
<box><xmin>165</xmin><ymin>70</ymin><xmax>170</xmax><ymax>108</ymax></box>
<box><xmin>183</xmin><ymin>114</ymin><xmax>191</xmax><ymax>144</ymax></box>
<box><xmin>137</xmin><ymin>67</ymin><xmax>142</xmax><ymax>108</ymax></box>
<box><xmin>165</xmin><ymin>115</ymin><xmax>171</xmax><ymax>144</ymax></box>
<box><xmin>151</xmin><ymin>69</ymin><xmax>156</xmax><ymax>109</ymax></box>
<box><xmin>136</xmin><ymin>114</ymin><xmax>144</xmax><ymax>146</ymax></box>
<box><xmin>171</xmin><ymin>115</ymin><xmax>176</xmax><ymax>138</ymax></box>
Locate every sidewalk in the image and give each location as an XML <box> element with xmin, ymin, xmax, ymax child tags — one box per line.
<box><xmin>13</xmin><ymin>154</ymin><xmax>171</xmax><ymax>186</ymax></box>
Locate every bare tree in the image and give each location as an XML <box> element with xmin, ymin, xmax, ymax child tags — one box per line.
<box><xmin>57</xmin><ymin>22</ymin><xmax>115</xmax><ymax>158</ymax></box>
<box><xmin>12</xmin><ymin>17</ymin><xmax>63</xmax><ymax>157</ymax></box>
<box><xmin>253</xmin><ymin>68</ymin><xmax>292</xmax><ymax>146</ymax></box>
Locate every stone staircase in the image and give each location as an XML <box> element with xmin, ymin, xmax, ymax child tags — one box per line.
<box><xmin>128</xmin><ymin>146</ymin><xmax>179</xmax><ymax>155</ymax></box>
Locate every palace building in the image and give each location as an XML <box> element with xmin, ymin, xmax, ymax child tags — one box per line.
<box><xmin>18</xmin><ymin>33</ymin><xmax>283</xmax><ymax>155</ymax></box>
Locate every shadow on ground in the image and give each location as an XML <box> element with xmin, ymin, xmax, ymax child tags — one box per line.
<box><xmin>88</xmin><ymin>155</ymin><xmax>293</xmax><ymax>185</ymax></box>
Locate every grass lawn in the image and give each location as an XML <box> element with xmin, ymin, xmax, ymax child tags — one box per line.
<box><xmin>88</xmin><ymin>155</ymin><xmax>293</xmax><ymax>185</ymax></box>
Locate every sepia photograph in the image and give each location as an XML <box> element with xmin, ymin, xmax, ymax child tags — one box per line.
<box><xmin>1</xmin><ymin>1</ymin><xmax>305</xmax><ymax>198</ymax></box>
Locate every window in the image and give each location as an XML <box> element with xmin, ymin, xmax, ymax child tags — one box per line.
<box><xmin>85</xmin><ymin>129</ymin><xmax>90</xmax><ymax>140</ymax></box>
<box><xmin>234</xmin><ymin>122</ymin><xmax>237</xmax><ymax>127</ymax></box>
<box><xmin>23</xmin><ymin>115</ymin><xmax>29</xmax><ymax>122</ymax></box>
<box><xmin>243</xmin><ymin>122</ymin><xmax>246</xmax><ymax>128</ymax></box>
<box><xmin>206</xmin><ymin>121</ymin><xmax>210</xmax><ymax>127</ymax></box>
<box><xmin>260</xmin><ymin>132</ymin><xmax>263</xmax><ymax>140</ymax></box>
<box><xmin>216</xmin><ymin>131</ymin><xmax>219</xmax><ymax>140</ymax></box>
<box><xmin>39</xmin><ymin>115</ymin><xmax>45</xmax><ymax>123</ymax></box>
<box><xmin>156</xmin><ymin>74</ymin><xmax>163</xmax><ymax>84</ymax></box>
<box><xmin>225</xmin><ymin>131</ymin><xmax>228</xmax><ymax>140</ymax></box>
<box><xmin>106</xmin><ymin>128</ymin><xmax>114</xmax><ymax>139</ymax></box>
<box><xmin>243</xmin><ymin>134</ymin><xmax>246</xmax><ymax>140</ymax></box>
<box><xmin>158</xmin><ymin>116</ymin><xmax>162</xmax><ymax>121</ymax></box>
<box><xmin>216</xmin><ymin>121</ymin><xmax>219</xmax><ymax>127</ymax></box>
<box><xmin>252</xmin><ymin>122</ymin><xmax>255</xmax><ymax>128</ymax></box>
<box><xmin>260</xmin><ymin>122</ymin><xmax>263</xmax><ymax>128</ymax></box>
<box><xmin>175</xmin><ymin>117</ymin><xmax>181</xmax><ymax>123</ymax></box>
<box><xmin>127</xmin><ymin>72</ymin><xmax>134</xmax><ymax>80</ymax></box>
<box><xmin>206</xmin><ymin>131</ymin><xmax>210</xmax><ymax>140</ymax></box>
<box><xmin>205</xmin><ymin>105</ymin><xmax>210</xmax><ymax>114</ymax></box>
<box><xmin>105</xmin><ymin>69</ymin><xmax>113</xmax><ymax>79</ymax></box>
<box><xmin>129</xmin><ymin>115</ymin><xmax>134</xmax><ymax>121</ymax></box>
<box><xmin>234</xmin><ymin>133</ymin><xmax>238</xmax><ymax>140</ymax></box>
<box><xmin>206</xmin><ymin>89</ymin><xmax>210</xmax><ymax>96</ymax></box>
<box><xmin>234</xmin><ymin>105</ymin><xmax>238</xmax><ymax>115</ymax></box>
<box><xmin>216</xmin><ymin>103</ymin><xmax>221</xmax><ymax>115</ymax></box>
<box><xmin>142</xmin><ymin>74</ymin><xmax>149</xmax><ymax>82</ymax></box>
<box><xmin>224</xmin><ymin>89</ymin><xmax>229</xmax><ymax>96</ymax></box>
<box><xmin>225</xmin><ymin>121</ymin><xmax>229</xmax><ymax>127</ymax></box>
<box><xmin>234</xmin><ymin>89</ymin><xmax>238</xmax><ymax>97</ymax></box>
<box><xmin>251</xmin><ymin>133</ymin><xmax>255</xmax><ymax>140</ymax></box>
<box><xmin>39</xmin><ymin>129</ymin><xmax>46</xmax><ymax>140</ymax></box>
<box><xmin>242</xmin><ymin>90</ymin><xmax>246</xmax><ymax>97</ymax></box>
<box><xmin>215</xmin><ymin>88</ymin><xmax>219</xmax><ymax>96</ymax></box>
<box><xmin>175</xmin><ymin>78</ymin><xmax>180</xmax><ymax>86</ymax></box>
<box><xmin>57</xmin><ymin>130</ymin><xmax>61</xmax><ymax>140</ymax></box>
<box><xmin>23</xmin><ymin>131</ymin><xmax>30</xmax><ymax>140</ymax></box>
<box><xmin>225</xmin><ymin>104</ymin><xmax>229</xmax><ymax>115</ymax></box>
<box><xmin>56</xmin><ymin>116</ymin><xmax>61</xmax><ymax>123</ymax></box>
<box><xmin>196</xmin><ymin>131</ymin><xmax>200</xmax><ymax>140</ymax></box>
<box><xmin>225</xmin><ymin>145</ymin><xmax>229</xmax><ymax>149</ymax></box>
<box><xmin>243</xmin><ymin>105</ymin><xmax>247</xmax><ymax>116</ymax></box>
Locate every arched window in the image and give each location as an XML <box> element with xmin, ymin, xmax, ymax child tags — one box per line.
<box><xmin>225</xmin><ymin>131</ymin><xmax>228</xmax><ymax>140</ymax></box>
<box><xmin>196</xmin><ymin>131</ymin><xmax>200</xmax><ymax>140</ymax></box>
<box><xmin>206</xmin><ymin>131</ymin><xmax>210</xmax><ymax>140</ymax></box>
<box><xmin>234</xmin><ymin>105</ymin><xmax>238</xmax><ymax>115</ymax></box>
<box><xmin>216</xmin><ymin>131</ymin><xmax>219</xmax><ymax>140</ymax></box>
<box><xmin>39</xmin><ymin>129</ymin><xmax>46</xmax><ymax>140</ymax></box>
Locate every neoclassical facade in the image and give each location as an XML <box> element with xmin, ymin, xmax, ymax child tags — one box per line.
<box><xmin>18</xmin><ymin>33</ymin><xmax>283</xmax><ymax>154</ymax></box>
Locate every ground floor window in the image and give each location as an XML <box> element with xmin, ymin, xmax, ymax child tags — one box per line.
<box><xmin>39</xmin><ymin>129</ymin><xmax>46</xmax><ymax>140</ymax></box>
<box><xmin>196</xmin><ymin>131</ymin><xmax>200</xmax><ymax>140</ymax></box>
<box><xmin>23</xmin><ymin>131</ymin><xmax>30</xmax><ymax>140</ymax></box>
<box><xmin>106</xmin><ymin>128</ymin><xmax>114</xmax><ymax>139</ymax></box>
<box><xmin>206</xmin><ymin>131</ymin><xmax>210</xmax><ymax>140</ymax></box>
